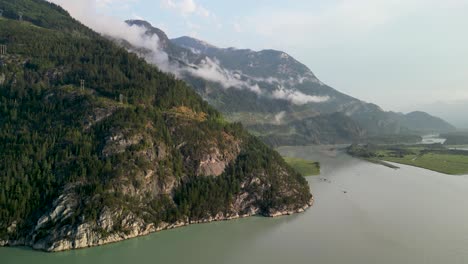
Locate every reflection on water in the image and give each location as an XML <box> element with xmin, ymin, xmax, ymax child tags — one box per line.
<box><xmin>2</xmin><ymin>145</ymin><xmax>468</xmax><ymax>264</ymax></box>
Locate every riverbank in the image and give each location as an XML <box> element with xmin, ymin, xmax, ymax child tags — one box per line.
<box><xmin>0</xmin><ymin>197</ymin><xmax>313</xmax><ymax>253</ymax></box>
<box><xmin>347</xmin><ymin>144</ymin><xmax>468</xmax><ymax>175</ymax></box>
<box><xmin>360</xmin><ymin>158</ymin><xmax>400</xmax><ymax>169</ymax></box>
<box><xmin>283</xmin><ymin>157</ymin><xmax>320</xmax><ymax>176</ymax></box>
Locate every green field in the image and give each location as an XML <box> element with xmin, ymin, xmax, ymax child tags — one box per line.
<box><xmin>348</xmin><ymin>144</ymin><xmax>468</xmax><ymax>175</ymax></box>
<box><xmin>284</xmin><ymin>157</ymin><xmax>320</xmax><ymax>176</ymax></box>
<box><xmin>381</xmin><ymin>151</ymin><xmax>468</xmax><ymax>175</ymax></box>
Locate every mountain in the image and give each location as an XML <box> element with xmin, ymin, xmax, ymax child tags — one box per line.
<box><xmin>0</xmin><ymin>0</ymin><xmax>312</xmax><ymax>252</ymax></box>
<box><xmin>416</xmin><ymin>100</ymin><xmax>468</xmax><ymax>130</ymax></box>
<box><xmin>389</xmin><ymin>111</ymin><xmax>456</xmax><ymax>134</ymax></box>
<box><xmin>124</xmin><ymin>20</ymin><xmax>455</xmax><ymax>145</ymax></box>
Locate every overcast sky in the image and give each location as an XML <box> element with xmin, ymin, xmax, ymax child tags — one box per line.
<box><xmin>52</xmin><ymin>0</ymin><xmax>468</xmax><ymax>113</ymax></box>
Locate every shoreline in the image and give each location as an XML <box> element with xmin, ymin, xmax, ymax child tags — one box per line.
<box><xmin>357</xmin><ymin>157</ymin><xmax>467</xmax><ymax>176</ymax></box>
<box><xmin>0</xmin><ymin>197</ymin><xmax>313</xmax><ymax>253</ymax></box>
<box><xmin>380</xmin><ymin>160</ymin><xmax>468</xmax><ymax>176</ymax></box>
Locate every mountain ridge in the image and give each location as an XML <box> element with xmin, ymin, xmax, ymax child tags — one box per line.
<box><xmin>123</xmin><ymin>20</ymin><xmax>456</xmax><ymax>145</ymax></box>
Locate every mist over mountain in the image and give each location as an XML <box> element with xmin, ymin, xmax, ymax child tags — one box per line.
<box><xmin>120</xmin><ymin>20</ymin><xmax>455</xmax><ymax>145</ymax></box>
<box><xmin>0</xmin><ymin>0</ymin><xmax>465</xmax><ymax>257</ymax></box>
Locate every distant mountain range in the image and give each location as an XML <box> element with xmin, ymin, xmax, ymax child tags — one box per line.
<box><xmin>415</xmin><ymin>100</ymin><xmax>468</xmax><ymax>130</ymax></box>
<box><xmin>123</xmin><ymin>20</ymin><xmax>456</xmax><ymax>145</ymax></box>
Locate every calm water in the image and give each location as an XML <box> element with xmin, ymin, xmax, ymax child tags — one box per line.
<box><xmin>2</xmin><ymin>145</ymin><xmax>468</xmax><ymax>264</ymax></box>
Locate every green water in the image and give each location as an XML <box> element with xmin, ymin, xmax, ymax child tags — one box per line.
<box><xmin>2</xmin><ymin>145</ymin><xmax>468</xmax><ymax>264</ymax></box>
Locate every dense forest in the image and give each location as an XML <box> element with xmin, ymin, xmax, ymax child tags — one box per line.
<box><xmin>0</xmin><ymin>0</ymin><xmax>311</xmax><ymax>248</ymax></box>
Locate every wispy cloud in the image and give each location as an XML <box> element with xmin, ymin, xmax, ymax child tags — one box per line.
<box><xmin>95</xmin><ymin>0</ymin><xmax>138</xmax><ymax>10</ymax></box>
<box><xmin>160</xmin><ymin>0</ymin><xmax>211</xmax><ymax>18</ymax></box>
<box><xmin>272</xmin><ymin>86</ymin><xmax>330</xmax><ymax>105</ymax></box>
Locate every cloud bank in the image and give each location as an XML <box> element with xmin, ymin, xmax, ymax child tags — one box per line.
<box><xmin>186</xmin><ymin>57</ymin><xmax>262</xmax><ymax>94</ymax></box>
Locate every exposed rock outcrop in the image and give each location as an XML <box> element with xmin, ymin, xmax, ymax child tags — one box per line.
<box><xmin>1</xmin><ymin>186</ymin><xmax>312</xmax><ymax>252</ymax></box>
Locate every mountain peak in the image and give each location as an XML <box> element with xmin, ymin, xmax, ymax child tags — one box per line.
<box><xmin>125</xmin><ymin>19</ymin><xmax>152</xmax><ymax>29</ymax></box>
<box><xmin>170</xmin><ymin>36</ymin><xmax>317</xmax><ymax>81</ymax></box>
<box><xmin>171</xmin><ymin>36</ymin><xmax>218</xmax><ymax>54</ymax></box>
<box><xmin>125</xmin><ymin>19</ymin><xmax>171</xmax><ymax>48</ymax></box>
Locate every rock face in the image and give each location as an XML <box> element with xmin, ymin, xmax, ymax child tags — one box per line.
<box><xmin>13</xmin><ymin>186</ymin><xmax>313</xmax><ymax>252</ymax></box>
<box><xmin>196</xmin><ymin>147</ymin><xmax>238</xmax><ymax>177</ymax></box>
<box><xmin>1</xmin><ymin>169</ymin><xmax>313</xmax><ymax>252</ymax></box>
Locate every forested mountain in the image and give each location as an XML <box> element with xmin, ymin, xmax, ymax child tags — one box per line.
<box><xmin>0</xmin><ymin>0</ymin><xmax>312</xmax><ymax>252</ymax></box>
<box><xmin>124</xmin><ymin>20</ymin><xmax>455</xmax><ymax>145</ymax></box>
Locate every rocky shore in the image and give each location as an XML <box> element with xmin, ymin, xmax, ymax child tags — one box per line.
<box><xmin>0</xmin><ymin>197</ymin><xmax>313</xmax><ymax>252</ymax></box>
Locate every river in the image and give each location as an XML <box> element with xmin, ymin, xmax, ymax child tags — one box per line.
<box><xmin>2</xmin><ymin>145</ymin><xmax>468</xmax><ymax>264</ymax></box>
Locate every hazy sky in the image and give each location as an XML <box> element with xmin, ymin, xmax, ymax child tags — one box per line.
<box><xmin>53</xmin><ymin>0</ymin><xmax>468</xmax><ymax>113</ymax></box>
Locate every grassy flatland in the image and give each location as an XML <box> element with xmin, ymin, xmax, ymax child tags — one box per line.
<box><xmin>347</xmin><ymin>144</ymin><xmax>468</xmax><ymax>175</ymax></box>
<box><xmin>284</xmin><ymin>157</ymin><xmax>320</xmax><ymax>176</ymax></box>
<box><xmin>381</xmin><ymin>151</ymin><xmax>468</xmax><ymax>175</ymax></box>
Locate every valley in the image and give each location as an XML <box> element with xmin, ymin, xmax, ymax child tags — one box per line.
<box><xmin>1</xmin><ymin>0</ymin><xmax>467</xmax><ymax>262</ymax></box>
<box><xmin>3</xmin><ymin>145</ymin><xmax>468</xmax><ymax>263</ymax></box>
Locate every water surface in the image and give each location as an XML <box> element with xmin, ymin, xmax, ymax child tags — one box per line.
<box><xmin>2</xmin><ymin>145</ymin><xmax>468</xmax><ymax>264</ymax></box>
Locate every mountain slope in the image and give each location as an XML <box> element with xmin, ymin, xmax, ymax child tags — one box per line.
<box><xmin>171</xmin><ymin>35</ymin><xmax>456</xmax><ymax>134</ymax></box>
<box><xmin>390</xmin><ymin>111</ymin><xmax>456</xmax><ymax>133</ymax></box>
<box><xmin>0</xmin><ymin>0</ymin><xmax>312</xmax><ymax>252</ymax></box>
<box><xmin>417</xmin><ymin>100</ymin><xmax>468</xmax><ymax>129</ymax></box>
<box><xmin>126</xmin><ymin>20</ymin><xmax>366</xmax><ymax>144</ymax></box>
<box><xmin>123</xmin><ymin>20</ymin><xmax>455</xmax><ymax>144</ymax></box>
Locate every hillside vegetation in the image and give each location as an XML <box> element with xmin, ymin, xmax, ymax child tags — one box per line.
<box><xmin>0</xmin><ymin>0</ymin><xmax>312</xmax><ymax>251</ymax></box>
<box><xmin>284</xmin><ymin>158</ymin><xmax>320</xmax><ymax>176</ymax></box>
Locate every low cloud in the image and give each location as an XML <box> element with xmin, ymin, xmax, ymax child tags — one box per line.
<box><xmin>49</xmin><ymin>0</ymin><xmax>330</xmax><ymax>106</ymax></box>
<box><xmin>184</xmin><ymin>57</ymin><xmax>262</xmax><ymax>94</ymax></box>
<box><xmin>272</xmin><ymin>86</ymin><xmax>330</xmax><ymax>105</ymax></box>
<box><xmin>274</xmin><ymin>111</ymin><xmax>286</xmax><ymax>124</ymax></box>
<box><xmin>50</xmin><ymin>0</ymin><xmax>174</xmax><ymax>72</ymax></box>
